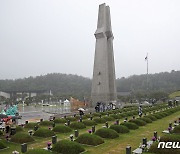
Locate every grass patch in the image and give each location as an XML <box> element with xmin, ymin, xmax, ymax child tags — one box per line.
<box><xmin>33</xmin><ymin>128</ymin><xmax>55</xmax><ymax>138</ymax></box>
<box><xmin>75</xmin><ymin>133</ymin><xmax>104</xmax><ymax>146</ymax></box>
<box><xmin>69</xmin><ymin>122</ymin><xmax>86</xmax><ymax>129</ymax></box>
<box><xmin>52</xmin><ymin>140</ymin><xmax>85</xmax><ymax>154</ymax></box>
<box><xmin>11</xmin><ymin>132</ymin><xmax>34</xmax><ymax>143</ymax></box>
<box><xmin>95</xmin><ymin>128</ymin><xmax>119</xmax><ymax>139</ymax></box>
<box><xmin>53</xmin><ymin>125</ymin><xmax>72</xmax><ymax>133</ymax></box>
<box><xmin>109</xmin><ymin>125</ymin><xmax>129</xmax><ymax>133</ymax></box>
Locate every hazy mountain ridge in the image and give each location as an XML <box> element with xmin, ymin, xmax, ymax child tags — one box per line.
<box><xmin>0</xmin><ymin>71</ymin><xmax>180</xmax><ymax>97</ymax></box>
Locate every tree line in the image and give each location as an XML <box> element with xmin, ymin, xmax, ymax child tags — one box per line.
<box><xmin>0</xmin><ymin>71</ymin><xmax>180</xmax><ymax>100</ymax></box>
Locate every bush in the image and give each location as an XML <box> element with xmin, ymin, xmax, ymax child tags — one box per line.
<box><xmin>75</xmin><ymin>133</ymin><xmax>104</xmax><ymax>146</ymax></box>
<box><xmin>24</xmin><ymin>122</ymin><xmax>38</xmax><ymax>128</ymax></box>
<box><xmin>83</xmin><ymin>120</ymin><xmax>96</xmax><ymax>126</ymax></box>
<box><xmin>0</xmin><ymin>131</ymin><xmax>3</xmax><ymax>136</ymax></box>
<box><xmin>160</xmin><ymin>134</ymin><xmax>180</xmax><ymax>142</ymax></box>
<box><xmin>52</xmin><ymin>140</ymin><xmax>85</xmax><ymax>154</ymax></box>
<box><xmin>121</xmin><ymin>122</ymin><xmax>139</xmax><ymax>130</ymax></box>
<box><xmin>93</xmin><ymin>113</ymin><xmax>101</xmax><ymax>117</ymax></box>
<box><xmin>33</xmin><ymin>128</ymin><xmax>55</xmax><ymax>138</ymax></box>
<box><xmin>129</xmin><ymin>119</ymin><xmax>147</xmax><ymax>126</ymax></box>
<box><xmin>0</xmin><ymin>140</ymin><xmax>6</xmax><ymax>149</ymax></box>
<box><xmin>69</xmin><ymin>122</ymin><xmax>86</xmax><ymax>129</ymax></box>
<box><xmin>153</xmin><ymin>114</ymin><xmax>163</xmax><ymax>119</ymax></box>
<box><xmin>149</xmin><ymin>142</ymin><xmax>180</xmax><ymax>154</ymax></box>
<box><xmin>93</xmin><ymin>118</ymin><xmax>106</xmax><ymax>124</ymax></box>
<box><xmin>109</xmin><ymin>125</ymin><xmax>129</xmax><ymax>133</ymax></box>
<box><xmin>146</xmin><ymin>115</ymin><xmax>157</xmax><ymax>121</ymax></box>
<box><xmin>40</xmin><ymin>120</ymin><xmax>53</xmax><ymax>126</ymax></box>
<box><xmin>139</xmin><ymin>117</ymin><xmax>152</xmax><ymax>123</ymax></box>
<box><xmin>54</xmin><ymin>118</ymin><xmax>66</xmax><ymax>124</ymax></box>
<box><xmin>84</xmin><ymin>114</ymin><xmax>91</xmax><ymax>118</ymax></box>
<box><xmin>11</xmin><ymin>132</ymin><xmax>34</xmax><ymax>143</ymax></box>
<box><xmin>16</xmin><ymin>126</ymin><xmax>24</xmax><ymax>132</ymax></box>
<box><xmin>95</xmin><ymin>128</ymin><xmax>119</xmax><ymax>139</ymax></box>
<box><xmin>102</xmin><ymin>116</ymin><xmax>114</xmax><ymax>121</ymax></box>
<box><xmin>25</xmin><ymin>149</ymin><xmax>52</xmax><ymax>154</ymax></box>
<box><xmin>172</xmin><ymin>125</ymin><xmax>180</xmax><ymax>134</ymax></box>
<box><xmin>66</xmin><ymin>117</ymin><xmax>76</xmax><ymax>121</ymax></box>
<box><xmin>53</xmin><ymin>125</ymin><xmax>72</xmax><ymax>133</ymax></box>
<box><xmin>110</xmin><ymin>114</ymin><xmax>121</xmax><ymax>119</ymax></box>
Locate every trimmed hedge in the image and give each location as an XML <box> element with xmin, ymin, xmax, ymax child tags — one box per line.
<box><xmin>16</xmin><ymin>126</ymin><xmax>24</xmax><ymax>132</ymax></box>
<box><xmin>11</xmin><ymin>132</ymin><xmax>34</xmax><ymax>143</ymax></box>
<box><xmin>33</xmin><ymin>128</ymin><xmax>55</xmax><ymax>138</ymax></box>
<box><xmin>172</xmin><ymin>125</ymin><xmax>180</xmax><ymax>134</ymax></box>
<box><xmin>0</xmin><ymin>140</ymin><xmax>6</xmax><ymax>149</ymax></box>
<box><xmin>145</xmin><ymin>115</ymin><xmax>157</xmax><ymax>121</ymax></box>
<box><xmin>83</xmin><ymin>120</ymin><xmax>96</xmax><ymax>126</ymax></box>
<box><xmin>93</xmin><ymin>113</ymin><xmax>101</xmax><ymax>117</ymax></box>
<box><xmin>109</xmin><ymin>125</ymin><xmax>129</xmax><ymax>133</ymax></box>
<box><xmin>0</xmin><ymin>131</ymin><xmax>3</xmax><ymax>136</ymax></box>
<box><xmin>52</xmin><ymin>140</ymin><xmax>85</xmax><ymax>154</ymax></box>
<box><xmin>24</xmin><ymin>122</ymin><xmax>38</xmax><ymax>128</ymax></box>
<box><xmin>129</xmin><ymin>119</ymin><xmax>147</xmax><ymax>126</ymax></box>
<box><xmin>149</xmin><ymin>142</ymin><xmax>180</xmax><ymax>154</ymax></box>
<box><xmin>25</xmin><ymin>149</ymin><xmax>52</xmax><ymax>154</ymax></box>
<box><xmin>153</xmin><ymin>114</ymin><xmax>163</xmax><ymax>119</ymax></box>
<box><xmin>121</xmin><ymin>122</ymin><xmax>139</xmax><ymax>130</ymax></box>
<box><xmin>160</xmin><ymin>134</ymin><xmax>180</xmax><ymax>142</ymax></box>
<box><xmin>110</xmin><ymin>114</ymin><xmax>121</xmax><ymax>119</ymax></box>
<box><xmin>102</xmin><ymin>116</ymin><xmax>114</xmax><ymax>121</ymax></box>
<box><xmin>93</xmin><ymin>118</ymin><xmax>106</xmax><ymax>124</ymax></box>
<box><xmin>54</xmin><ymin>118</ymin><xmax>66</xmax><ymax>124</ymax></box>
<box><xmin>75</xmin><ymin>133</ymin><xmax>104</xmax><ymax>146</ymax></box>
<box><xmin>39</xmin><ymin>120</ymin><xmax>53</xmax><ymax>126</ymax></box>
<box><xmin>53</xmin><ymin>125</ymin><xmax>72</xmax><ymax>133</ymax></box>
<box><xmin>139</xmin><ymin>117</ymin><xmax>152</xmax><ymax>123</ymax></box>
<box><xmin>69</xmin><ymin>122</ymin><xmax>86</xmax><ymax>129</ymax></box>
<box><xmin>95</xmin><ymin>128</ymin><xmax>119</xmax><ymax>139</ymax></box>
<box><xmin>66</xmin><ymin>117</ymin><xmax>76</xmax><ymax>121</ymax></box>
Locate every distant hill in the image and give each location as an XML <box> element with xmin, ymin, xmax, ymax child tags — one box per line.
<box><xmin>0</xmin><ymin>71</ymin><xmax>180</xmax><ymax>99</ymax></box>
<box><xmin>117</xmin><ymin>70</ymin><xmax>180</xmax><ymax>93</ymax></box>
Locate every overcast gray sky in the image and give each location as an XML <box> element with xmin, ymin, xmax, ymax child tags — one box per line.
<box><xmin>0</xmin><ymin>0</ymin><xmax>180</xmax><ymax>80</ymax></box>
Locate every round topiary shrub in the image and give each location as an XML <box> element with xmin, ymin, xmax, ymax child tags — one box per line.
<box><xmin>69</xmin><ymin>122</ymin><xmax>86</xmax><ymax>129</ymax></box>
<box><xmin>66</xmin><ymin>117</ymin><xmax>76</xmax><ymax>121</ymax></box>
<box><xmin>24</xmin><ymin>122</ymin><xmax>38</xmax><ymax>128</ymax></box>
<box><xmin>172</xmin><ymin>125</ymin><xmax>180</xmax><ymax>134</ymax></box>
<box><xmin>93</xmin><ymin>118</ymin><xmax>106</xmax><ymax>124</ymax></box>
<box><xmin>160</xmin><ymin>134</ymin><xmax>180</xmax><ymax>142</ymax></box>
<box><xmin>129</xmin><ymin>119</ymin><xmax>147</xmax><ymax>126</ymax></box>
<box><xmin>75</xmin><ymin>133</ymin><xmax>104</xmax><ymax>146</ymax></box>
<box><xmin>54</xmin><ymin>118</ymin><xmax>66</xmax><ymax>124</ymax></box>
<box><xmin>16</xmin><ymin>126</ymin><xmax>24</xmax><ymax>132</ymax></box>
<box><xmin>40</xmin><ymin>120</ymin><xmax>53</xmax><ymax>126</ymax></box>
<box><xmin>84</xmin><ymin>114</ymin><xmax>91</xmax><ymax>118</ymax></box>
<box><xmin>0</xmin><ymin>140</ymin><xmax>6</xmax><ymax>149</ymax></box>
<box><xmin>83</xmin><ymin>120</ymin><xmax>96</xmax><ymax>126</ymax></box>
<box><xmin>109</xmin><ymin>125</ymin><xmax>129</xmax><ymax>133</ymax></box>
<box><xmin>102</xmin><ymin>116</ymin><xmax>114</xmax><ymax>121</ymax></box>
<box><xmin>11</xmin><ymin>132</ymin><xmax>34</xmax><ymax>143</ymax></box>
<box><xmin>139</xmin><ymin>117</ymin><xmax>152</xmax><ymax>123</ymax></box>
<box><xmin>121</xmin><ymin>122</ymin><xmax>139</xmax><ymax>130</ymax></box>
<box><xmin>146</xmin><ymin>115</ymin><xmax>157</xmax><ymax>121</ymax></box>
<box><xmin>53</xmin><ymin>125</ymin><xmax>72</xmax><ymax>133</ymax></box>
<box><xmin>93</xmin><ymin>113</ymin><xmax>101</xmax><ymax>117</ymax></box>
<box><xmin>25</xmin><ymin>149</ymin><xmax>52</xmax><ymax>154</ymax></box>
<box><xmin>153</xmin><ymin>114</ymin><xmax>163</xmax><ymax>119</ymax></box>
<box><xmin>33</xmin><ymin>128</ymin><xmax>55</xmax><ymax>138</ymax></box>
<box><xmin>149</xmin><ymin>142</ymin><xmax>180</xmax><ymax>154</ymax></box>
<box><xmin>52</xmin><ymin>140</ymin><xmax>85</xmax><ymax>154</ymax></box>
<box><xmin>95</xmin><ymin>128</ymin><xmax>119</xmax><ymax>139</ymax></box>
<box><xmin>110</xmin><ymin>114</ymin><xmax>120</xmax><ymax>119</ymax></box>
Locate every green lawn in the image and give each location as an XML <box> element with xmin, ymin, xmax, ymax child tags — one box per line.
<box><xmin>83</xmin><ymin>111</ymin><xmax>180</xmax><ymax>154</ymax></box>
<box><xmin>0</xmin><ymin>106</ymin><xmax>179</xmax><ymax>154</ymax></box>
